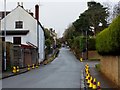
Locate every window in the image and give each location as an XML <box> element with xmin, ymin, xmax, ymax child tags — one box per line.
<box><xmin>15</xmin><ymin>21</ymin><xmax>23</xmax><ymax>29</ymax></box>
<box><xmin>13</xmin><ymin>37</ymin><xmax>21</xmax><ymax>45</ymax></box>
<box><xmin>2</xmin><ymin>37</ymin><xmax>5</xmax><ymax>41</ymax></box>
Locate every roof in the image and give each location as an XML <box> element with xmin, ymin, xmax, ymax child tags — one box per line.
<box><xmin>0</xmin><ymin>5</ymin><xmax>45</xmax><ymax>31</ymax></box>
<box><xmin>21</xmin><ymin>44</ymin><xmax>33</xmax><ymax>49</ymax></box>
<box><xmin>1</xmin><ymin>30</ymin><xmax>29</xmax><ymax>35</ymax></box>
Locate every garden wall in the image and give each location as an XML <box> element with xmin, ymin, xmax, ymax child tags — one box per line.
<box><xmin>88</xmin><ymin>50</ymin><xmax>101</xmax><ymax>60</ymax></box>
<box><xmin>100</xmin><ymin>56</ymin><xmax>120</xmax><ymax>88</ymax></box>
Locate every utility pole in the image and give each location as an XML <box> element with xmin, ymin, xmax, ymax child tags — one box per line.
<box><xmin>4</xmin><ymin>0</ymin><xmax>7</xmax><ymax>71</ymax></box>
<box><xmin>86</xmin><ymin>30</ymin><xmax>88</xmax><ymax>60</ymax></box>
<box><xmin>82</xmin><ymin>29</ymin><xmax>84</xmax><ymax>59</ymax></box>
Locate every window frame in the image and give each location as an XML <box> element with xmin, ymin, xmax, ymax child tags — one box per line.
<box><xmin>13</xmin><ymin>37</ymin><xmax>21</xmax><ymax>45</ymax></box>
<box><xmin>15</xmin><ymin>21</ymin><xmax>23</xmax><ymax>29</ymax></box>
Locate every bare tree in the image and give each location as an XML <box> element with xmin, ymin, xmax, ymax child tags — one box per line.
<box><xmin>113</xmin><ymin>1</ymin><xmax>120</xmax><ymax>18</ymax></box>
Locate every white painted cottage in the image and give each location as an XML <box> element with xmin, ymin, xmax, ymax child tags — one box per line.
<box><xmin>0</xmin><ymin>4</ymin><xmax>45</xmax><ymax>63</ymax></box>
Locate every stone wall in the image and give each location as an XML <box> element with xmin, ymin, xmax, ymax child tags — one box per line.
<box><xmin>100</xmin><ymin>56</ymin><xmax>120</xmax><ymax>88</ymax></box>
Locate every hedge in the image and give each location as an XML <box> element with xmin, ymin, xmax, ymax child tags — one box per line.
<box><xmin>96</xmin><ymin>15</ymin><xmax>120</xmax><ymax>55</ymax></box>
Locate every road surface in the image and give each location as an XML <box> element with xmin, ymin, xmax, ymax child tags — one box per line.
<box><xmin>2</xmin><ymin>48</ymin><xmax>85</xmax><ymax>88</ymax></box>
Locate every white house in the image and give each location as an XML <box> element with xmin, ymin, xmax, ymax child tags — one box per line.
<box><xmin>0</xmin><ymin>3</ymin><xmax>45</xmax><ymax>63</ymax></box>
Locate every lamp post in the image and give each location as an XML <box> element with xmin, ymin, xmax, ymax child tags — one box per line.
<box><xmin>86</xmin><ymin>30</ymin><xmax>88</xmax><ymax>60</ymax></box>
<box><xmin>4</xmin><ymin>0</ymin><xmax>7</xmax><ymax>71</ymax></box>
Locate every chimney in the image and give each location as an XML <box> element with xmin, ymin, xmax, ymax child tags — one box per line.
<box><xmin>17</xmin><ymin>2</ymin><xmax>20</xmax><ymax>6</ymax></box>
<box><xmin>21</xmin><ymin>2</ymin><xmax>23</xmax><ymax>8</ymax></box>
<box><xmin>35</xmin><ymin>4</ymin><xmax>39</xmax><ymax>21</ymax></box>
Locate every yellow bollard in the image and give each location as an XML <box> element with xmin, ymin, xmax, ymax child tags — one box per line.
<box><xmin>97</xmin><ymin>82</ymin><xmax>101</xmax><ymax>90</ymax></box>
<box><xmin>87</xmin><ymin>75</ymin><xmax>91</xmax><ymax>85</ymax></box>
<box><xmin>85</xmin><ymin>73</ymin><xmax>90</xmax><ymax>80</ymax></box>
<box><xmin>27</xmin><ymin>65</ymin><xmax>30</xmax><ymax>71</ymax></box>
<box><xmin>85</xmin><ymin>68</ymin><xmax>89</xmax><ymax>73</ymax></box>
<box><xmin>86</xmin><ymin>65</ymin><xmax>89</xmax><ymax>69</ymax></box>
<box><xmin>88</xmin><ymin>76</ymin><xmax>93</xmax><ymax>88</ymax></box>
<box><xmin>86</xmin><ymin>69</ymin><xmax>89</xmax><ymax>75</ymax></box>
<box><xmin>36</xmin><ymin>64</ymin><xmax>38</xmax><ymax>68</ymax></box>
<box><xmin>16</xmin><ymin>66</ymin><xmax>20</xmax><ymax>72</ymax></box>
<box><xmin>92</xmin><ymin>78</ymin><xmax>97</xmax><ymax>89</ymax></box>
<box><xmin>80</xmin><ymin>58</ymin><xmax>83</xmax><ymax>62</ymax></box>
<box><xmin>32</xmin><ymin>64</ymin><xmax>35</xmax><ymax>69</ymax></box>
<box><xmin>12</xmin><ymin>66</ymin><xmax>17</xmax><ymax>73</ymax></box>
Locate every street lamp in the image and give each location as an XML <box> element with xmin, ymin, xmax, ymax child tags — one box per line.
<box><xmin>86</xmin><ymin>30</ymin><xmax>88</xmax><ymax>60</ymax></box>
<box><xmin>4</xmin><ymin>0</ymin><xmax>7</xmax><ymax>71</ymax></box>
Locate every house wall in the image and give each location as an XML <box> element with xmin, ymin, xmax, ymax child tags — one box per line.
<box><xmin>38</xmin><ymin>25</ymin><xmax>45</xmax><ymax>62</ymax></box>
<box><xmin>1</xmin><ymin>6</ymin><xmax>37</xmax><ymax>46</ymax></box>
<box><xmin>1</xmin><ymin>6</ymin><xmax>45</xmax><ymax>62</ymax></box>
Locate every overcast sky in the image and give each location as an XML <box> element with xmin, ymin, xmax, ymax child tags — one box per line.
<box><xmin>0</xmin><ymin>0</ymin><xmax>119</xmax><ymax>37</ymax></box>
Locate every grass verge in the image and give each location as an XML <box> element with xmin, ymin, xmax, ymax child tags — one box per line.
<box><xmin>95</xmin><ymin>64</ymin><xmax>100</xmax><ymax>72</ymax></box>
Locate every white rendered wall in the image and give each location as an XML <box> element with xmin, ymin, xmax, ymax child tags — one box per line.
<box><xmin>1</xmin><ymin>6</ymin><xmax>45</xmax><ymax>61</ymax></box>
<box><xmin>38</xmin><ymin>25</ymin><xmax>45</xmax><ymax>61</ymax></box>
<box><xmin>1</xmin><ymin>6</ymin><xmax>37</xmax><ymax>46</ymax></box>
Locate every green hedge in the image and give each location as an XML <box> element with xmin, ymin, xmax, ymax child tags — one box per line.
<box><xmin>96</xmin><ymin>15</ymin><xmax>120</xmax><ymax>55</ymax></box>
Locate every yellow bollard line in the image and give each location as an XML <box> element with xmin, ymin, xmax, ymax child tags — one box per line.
<box><xmin>97</xmin><ymin>81</ymin><xmax>101</xmax><ymax>90</ymax></box>
<box><xmin>87</xmin><ymin>75</ymin><xmax>91</xmax><ymax>85</ymax></box>
<box><xmin>92</xmin><ymin>78</ymin><xmax>97</xmax><ymax>89</ymax></box>
<box><xmin>88</xmin><ymin>76</ymin><xmax>93</xmax><ymax>88</ymax></box>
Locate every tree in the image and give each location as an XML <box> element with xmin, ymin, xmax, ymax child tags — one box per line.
<box><xmin>73</xmin><ymin>1</ymin><xmax>109</xmax><ymax>36</ymax></box>
<box><xmin>113</xmin><ymin>1</ymin><xmax>120</xmax><ymax>19</ymax></box>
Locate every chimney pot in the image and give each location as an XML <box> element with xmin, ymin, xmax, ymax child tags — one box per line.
<box><xmin>17</xmin><ymin>2</ymin><xmax>20</xmax><ymax>6</ymax></box>
<box><xmin>35</xmin><ymin>4</ymin><xmax>39</xmax><ymax>21</ymax></box>
<box><xmin>21</xmin><ymin>2</ymin><xmax>23</xmax><ymax>8</ymax></box>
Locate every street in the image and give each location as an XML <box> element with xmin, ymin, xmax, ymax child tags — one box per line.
<box><xmin>2</xmin><ymin>48</ymin><xmax>85</xmax><ymax>88</ymax></box>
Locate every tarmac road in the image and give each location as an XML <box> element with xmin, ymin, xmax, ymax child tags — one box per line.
<box><xmin>2</xmin><ymin>48</ymin><xmax>85</xmax><ymax>88</ymax></box>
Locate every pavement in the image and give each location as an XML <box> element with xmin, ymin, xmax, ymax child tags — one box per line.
<box><xmin>1</xmin><ymin>47</ymin><xmax>117</xmax><ymax>89</ymax></box>
<box><xmin>82</xmin><ymin>61</ymin><xmax>117</xmax><ymax>89</ymax></box>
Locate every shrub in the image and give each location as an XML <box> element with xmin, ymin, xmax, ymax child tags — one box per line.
<box><xmin>96</xmin><ymin>15</ymin><xmax>120</xmax><ymax>55</ymax></box>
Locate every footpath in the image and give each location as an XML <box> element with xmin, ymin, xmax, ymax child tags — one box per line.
<box><xmin>81</xmin><ymin>60</ymin><xmax>117</xmax><ymax>90</ymax></box>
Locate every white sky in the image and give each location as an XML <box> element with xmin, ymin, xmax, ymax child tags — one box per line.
<box><xmin>0</xmin><ymin>0</ymin><xmax>119</xmax><ymax>37</ymax></box>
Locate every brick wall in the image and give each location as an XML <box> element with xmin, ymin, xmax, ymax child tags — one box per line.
<box><xmin>88</xmin><ymin>51</ymin><xmax>101</xmax><ymax>59</ymax></box>
<box><xmin>79</xmin><ymin>50</ymin><xmax>101</xmax><ymax>60</ymax></box>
